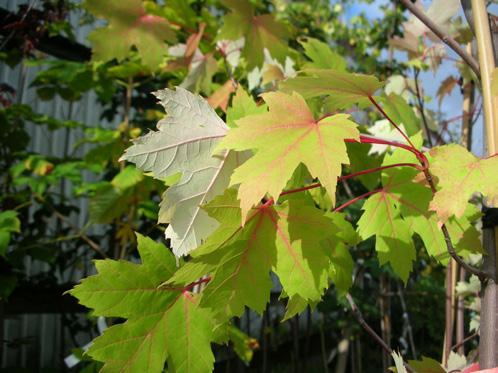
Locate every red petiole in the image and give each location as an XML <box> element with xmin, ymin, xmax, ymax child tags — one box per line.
<box><xmin>280</xmin><ymin>162</ymin><xmax>423</xmax><ymax>197</ymax></box>
<box><xmin>182</xmin><ymin>276</ymin><xmax>212</xmax><ymax>292</ymax></box>
<box><xmin>333</xmin><ymin>189</ymin><xmax>382</xmax><ymax>212</ymax></box>
<box><xmin>368</xmin><ymin>95</ymin><xmax>418</xmax><ymax>149</ymax></box>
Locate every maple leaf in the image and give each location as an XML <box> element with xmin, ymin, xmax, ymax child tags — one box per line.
<box><xmin>208</xmin><ymin>80</ymin><xmax>236</xmax><ymax>112</ymax></box>
<box><xmin>70</xmin><ymin>234</ymin><xmax>215</xmax><ymax>373</ymax></box>
<box><xmin>358</xmin><ymin>135</ymin><xmax>481</xmax><ymax>280</ymax></box>
<box><xmin>120</xmin><ymin>87</ymin><xmax>240</xmax><ymax>256</ymax></box>
<box><xmin>280</xmin><ymin>69</ymin><xmax>384</xmax><ymax>110</ymax></box>
<box><xmin>219</xmin><ymin>91</ymin><xmax>359</xmax><ymax>221</ymax></box>
<box><xmin>168</xmin><ymin>40</ymin><xmax>218</xmax><ymax>94</ymax></box>
<box><xmin>168</xmin><ymin>190</ymin><xmax>339</xmax><ymax>321</ymax></box>
<box><xmin>85</xmin><ymin>0</ymin><xmax>176</xmax><ymax>70</ymax></box>
<box><xmin>436</xmin><ymin>76</ymin><xmax>458</xmax><ymax>107</ymax></box>
<box><xmin>358</xmin><ymin>191</ymin><xmax>416</xmax><ymax>282</ymax></box>
<box><xmin>226</xmin><ymin>86</ymin><xmax>268</xmax><ymax>128</ymax></box>
<box><xmin>217</xmin><ymin>0</ymin><xmax>290</xmax><ymax>69</ymax></box>
<box><xmin>298</xmin><ymin>37</ymin><xmax>347</xmax><ymax>71</ymax></box>
<box><xmin>428</xmin><ymin>144</ymin><xmax>498</xmax><ymax>222</ymax></box>
<box><xmin>380</xmin><ymin>93</ymin><xmax>420</xmax><ymax>136</ymax></box>
<box><xmin>324</xmin><ymin>212</ymin><xmax>357</xmax><ymax>295</ymax></box>
<box><xmin>408</xmin><ymin>356</ymin><xmax>445</xmax><ymax>373</ymax></box>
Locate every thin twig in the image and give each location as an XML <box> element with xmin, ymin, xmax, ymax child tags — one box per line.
<box><xmin>398</xmin><ymin>0</ymin><xmax>480</xmax><ymax>79</ymax></box>
<box><xmin>50</xmin><ymin>208</ymin><xmax>108</xmax><ymax>259</ymax></box>
<box><xmin>368</xmin><ymin>96</ymin><xmax>418</xmax><ymax>150</ymax></box>
<box><xmin>334</xmin><ymin>189</ymin><xmax>382</xmax><ymax>212</ymax></box>
<box><xmin>346</xmin><ymin>293</ymin><xmax>416</xmax><ymax>373</ymax></box>
<box><xmin>421</xmin><ymin>170</ymin><xmax>487</xmax><ymax>280</ymax></box>
<box><xmin>451</xmin><ymin>330</ymin><xmax>479</xmax><ymax>352</ymax></box>
<box><xmin>413</xmin><ymin>68</ymin><xmax>434</xmax><ymax>147</ymax></box>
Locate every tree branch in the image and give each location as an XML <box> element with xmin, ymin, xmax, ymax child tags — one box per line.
<box><xmin>398</xmin><ymin>0</ymin><xmax>480</xmax><ymax>79</ymax></box>
<box><xmin>421</xmin><ymin>169</ymin><xmax>488</xmax><ymax>280</ymax></box>
<box><xmin>346</xmin><ymin>293</ymin><xmax>416</xmax><ymax>373</ymax></box>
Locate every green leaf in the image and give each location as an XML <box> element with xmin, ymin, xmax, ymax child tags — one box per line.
<box><xmin>217</xmin><ymin>0</ymin><xmax>290</xmax><ymax>68</ymax></box>
<box><xmin>346</xmin><ymin>141</ymin><xmax>383</xmax><ymax>189</ymax></box>
<box><xmin>85</xmin><ymin>0</ymin><xmax>176</xmax><ymax>69</ymax></box>
<box><xmin>227</xmin><ymin>325</ymin><xmax>258</xmax><ymax>365</ymax></box>
<box><xmin>280</xmin><ymin>69</ymin><xmax>384</xmax><ymax>109</ymax></box>
<box><xmin>226</xmin><ymin>87</ymin><xmax>267</xmax><ymax>128</ymax></box>
<box><xmin>298</xmin><ymin>37</ymin><xmax>347</xmax><ymax>71</ymax></box>
<box><xmin>429</xmin><ymin>144</ymin><xmax>498</xmax><ymax>223</ymax></box>
<box><xmin>0</xmin><ymin>211</ymin><xmax>20</xmax><ymax>257</ymax></box>
<box><xmin>111</xmin><ymin>165</ymin><xmax>144</xmax><ymax>190</ymax></box>
<box><xmin>70</xmin><ymin>234</ymin><xmax>215</xmax><ymax>373</ymax></box>
<box><xmin>380</xmin><ymin>94</ymin><xmax>420</xmax><ymax>136</ymax></box>
<box><xmin>407</xmin><ymin>356</ymin><xmax>445</xmax><ymax>373</ymax></box>
<box><xmin>89</xmin><ymin>183</ymin><xmax>130</xmax><ymax>224</ymax></box>
<box><xmin>219</xmin><ymin>91</ymin><xmax>359</xmax><ymax>221</ymax></box>
<box><xmin>121</xmin><ymin>87</ymin><xmax>242</xmax><ymax>256</ymax></box>
<box><xmin>358</xmin><ymin>137</ymin><xmax>481</xmax><ymax>280</ymax></box>
<box><xmin>169</xmin><ymin>191</ymin><xmax>338</xmax><ymax>320</ymax></box>
<box><xmin>357</xmin><ymin>191</ymin><xmax>416</xmax><ymax>282</ymax></box>
<box><xmin>0</xmin><ymin>232</ymin><xmax>11</xmax><ymax>257</ymax></box>
<box><xmin>0</xmin><ymin>211</ymin><xmax>20</xmax><ymax>233</ymax></box>
<box><xmin>281</xmin><ymin>294</ymin><xmax>309</xmax><ymax>321</ymax></box>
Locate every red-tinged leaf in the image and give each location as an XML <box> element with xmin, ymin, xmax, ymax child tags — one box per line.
<box><xmin>358</xmin><ymin>136</ymin><xmax>481</xmax><ymax>280</ymax></box>
<box><xmin>168</xmin><ymin>190</ymin><xmax>339</xmax><ymax>320</ymax></box>
<box><xmin>70</xmin><ymin>234</ymin><xmax>215</xmax><ymax>373</ymax></box>
<box><xmin>429</xmin><ymin>144</ymin><xmax>498</xmax><ymax>223</ymax></box>
<box><xmin>85</xmin><ymin>0</ymin><xmax>176</xmax><ymax>70</ymax></box>
<box><xmin>217</xmin><ymin>0</ymin><xmax>290</xmax><ymax>68</ymax></box>
<box><xmin>184</xmin><ymin>23</ymin><xmax>206</xmax><ymax>64</ymax></box>
<box><xmin>280</xmin><ymin>68</ymin><xmax>384</xmax><ymax>110</ymax></box>
<box><xmin>436</xmin><ymin>76</ymin><xmax>458</xmax><ymax>107</ymax></box>
<box><xmin>208</xmin><ymin>80</ymin><xmax>236</xmax><ymax>112</ymax></box>
<box><xmin>219</xmin><ymin>91</ymin><xmax>359</xmax><ymax>221</ymax></box>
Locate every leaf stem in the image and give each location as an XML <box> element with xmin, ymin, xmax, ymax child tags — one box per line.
<box><xmin>421</xmin><ymin>168</ymin><xmax>488</xmax><ymax>280</ymax></box>
<box><xmin>279</xmin><ymin>183</ymin><xmax>322</xmax><ymax>197</ymax></box>
<box><xmin>333</xmin><ymin>189</ymin><xmax>382</xmax><ymax>212</ymax></box>
<box><xmin>346</xmin><ymin>293</ymin><xmax>416</xmax><ymax>373</ymax></box>
<box><xmin>279</xmin><ymin>163</ymin><xmax>423</xmax><ymax>197</ymax></box>
<box><xmin>348</xmin><ymin>135</ymin><xmax>429</xmax><ymax>167</ymax></box>
<box><xmin>368</xmin><ymin>95</ymin><xmax>418</xmax><ymax>150</ymax></box>
<box><xmin>340</xmin><ymin>163</ymin><xmax>425</xmax><ymax>181</ymax></box>
<box><xmin>182</xmin><ymin>276</ymin><xmax>211</xmax><ymax>291</ymax></box>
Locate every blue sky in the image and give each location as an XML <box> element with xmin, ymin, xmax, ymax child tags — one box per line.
<box><xmin>342</xmin><ymin>0</ymin><xmax>498</xmax><ymax>154</ymax></box>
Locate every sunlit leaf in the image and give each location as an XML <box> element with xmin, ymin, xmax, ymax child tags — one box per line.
<box><xmin>85</xmin><ymin>0</ymin><xmax>176</xmax><ymax>69</ymax></box>
<box><xmin>70</xmin><ymin>234</ymin><xmax>215</xmax><ymax>372</ymax></box>
<box><xmin>120</xmin><ymin>87</ymin><xmax>241</xmax><ymax>256</ymax></box>
<box><xmin>219</xmin><ymin>91</ymin><xmax>359</xmax><ymax>221</ymax></box>
<box><xmin>429</xmin><ymin>144</ymin><xmax>498</xmax><ymax>223</ymax></box>
<box><xmin>281</xmin><ymin>69</ymin><xmax>384</xmax><ymax>109</ymax></box>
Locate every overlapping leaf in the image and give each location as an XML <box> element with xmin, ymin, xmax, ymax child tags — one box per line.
<box><xmin>219</xmin><ymin>91</ymin><xmax>359</xmax><ymax>221</ymax></box>
<box><xmin>120</xmin><ymin>87</ymin><xmax>238</xmax><ymax>256</ymax></box>
<box><xmin>280</xmin><ymin>68</ymin><xmax>384</xmax><ymax>109</ymax></box>
<box><xmin>358</xmin><ymin>135</ymin><xmax>481</xmax><ymax>280</ymax></box>
<box><xmin>85</xmin><ymin>0</ymin><xmax>176</xmax><ymax>69</ymax></box>
<box><xmin>169</xmin><ymin>189</ymin><xmax>345</xmax><ymax>320</ymax></box>
<box><xmin>428</xmin><ymin>144</ymin><xmax>498</xmax><ymax>222</ymax></box>
<box><xmin>217</xmin><ymin>0</ymin><xmax>290</xmax><ymax>68</ymax></box>
<box><xmin>70</xmin><ymin>234</ymin><xmax>215</xmax><ymax>373</ymax></box>
<box><xmin>299</xmin><ymin>37</ymin><xmax>347</xmax><ymax>71</ymax></box>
